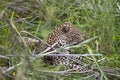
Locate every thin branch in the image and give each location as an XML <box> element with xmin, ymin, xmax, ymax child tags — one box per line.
<box><xmin>0</xmin><ymin>55</ymin><xmax>9</xmax><ymax>59</ymax></box>
<box><xmin>45</xmin><ymin>53</ymin><xmax>102</xmax><ymax>57</ymax></box>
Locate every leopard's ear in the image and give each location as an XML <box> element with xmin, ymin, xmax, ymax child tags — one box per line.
<box><xmin>62</xmin><ymin>26</ymin><xmax>70</xmax><ymax>33</ymax></box>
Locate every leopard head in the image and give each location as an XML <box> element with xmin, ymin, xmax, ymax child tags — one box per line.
<box><xmin>47</xmin><ymin>22</ymin><xmax>84</xmax><ymax>48</ymax></box>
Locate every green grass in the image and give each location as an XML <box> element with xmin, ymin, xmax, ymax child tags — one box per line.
<box><xmin>0</xmin><ymin>0</ymin><xmax>120</xmax><ymax>80</ymax></box>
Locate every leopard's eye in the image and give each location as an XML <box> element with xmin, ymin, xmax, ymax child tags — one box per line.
<box><xmin>62</xmin><ymin>26</ymin><xmax>69</xmax><ymax>33</ymax></box>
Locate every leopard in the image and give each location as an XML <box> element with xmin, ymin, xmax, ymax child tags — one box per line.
<box><xmin>43</xmin><ymin>22</ymin><xmax>85</xmax><ymax>68</ymax></box>
<box><xmin>13</xmin><ymin>21</ymin><xmax>89</xmax><ymax>72</ymax></box>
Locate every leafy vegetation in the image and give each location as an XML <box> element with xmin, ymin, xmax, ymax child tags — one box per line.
<box><xmin>0</xmin><ymin>0</ymin><xmax>120</xmax><ymax>80</ymax></box>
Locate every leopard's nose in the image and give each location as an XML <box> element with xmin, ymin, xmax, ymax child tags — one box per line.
<box><xmin>78</xmin><ymin>32</ymin><xmax>84</xmax><ymax>41</ymax></box>
<box><xmin>80</xmin><ymin>35</ymin><xmax>84</xmax><ymax>42</ymax></box>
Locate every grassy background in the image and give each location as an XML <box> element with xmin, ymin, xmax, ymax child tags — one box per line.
<box><xmin>0</xmin><ymin>0</ymin><xmax>120</xmax><ymax>80</ymax></box>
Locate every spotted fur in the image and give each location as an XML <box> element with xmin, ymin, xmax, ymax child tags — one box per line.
<box><xmin>44</xmin><ymin>22</ymin><xmax>84</xmax><ymax>65</ymax></box>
